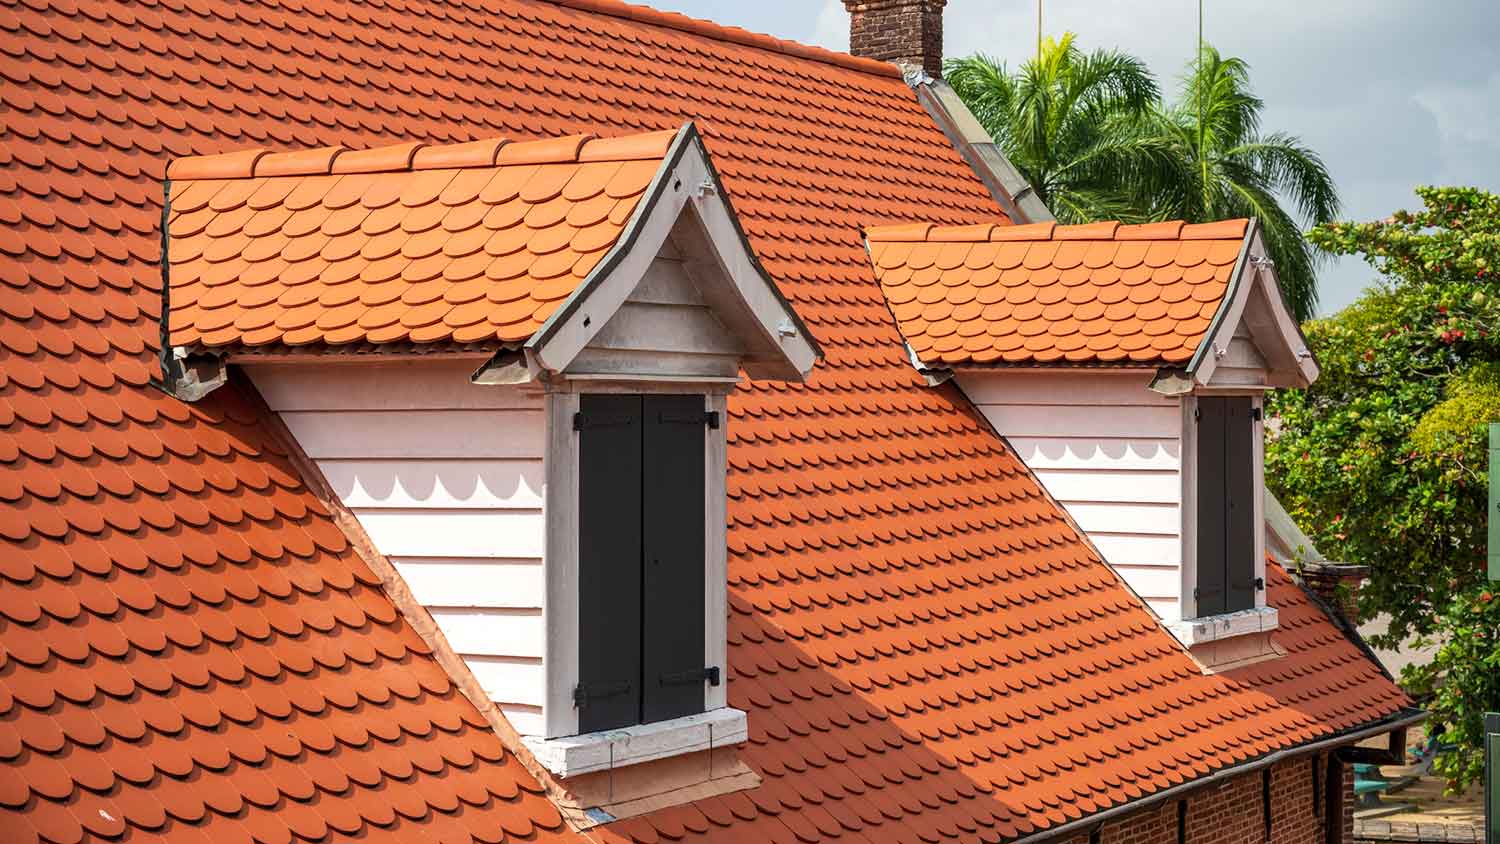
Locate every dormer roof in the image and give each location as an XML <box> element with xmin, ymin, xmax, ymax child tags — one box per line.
<box><xmin>164</xmin><ymin>131</ymin><xmax>677</xmax><ymax>353</ymax></box>
<box><xmin>867</xmin><ymin>219</ymin><xmax>1250</xmax><ymax>368</ymax></box>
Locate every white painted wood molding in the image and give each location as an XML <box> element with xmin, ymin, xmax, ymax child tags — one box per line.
<box><xmin>523</xmin><ymin>708</ymin><xmax>749</xmax><ymax>778</ymax></box>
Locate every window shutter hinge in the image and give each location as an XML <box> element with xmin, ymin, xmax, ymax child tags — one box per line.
<box><xmin>1255</xmin><ymin>577</ymin><xmax>1265</xmax><ymax>591</ymax></box>
<box><xmin>657</xmin><ymin>410</ymin><xmax>719</xmax><ymax>429</ymax></box>
<box><xmin>1193</xmin><ymin>407</ymin><xmax>1201</xmax><ymax>422</ymax></box>
<box><xmin>572</xmin><ymin>412</ymin><xmax>634</xmax><ymax>431</ymax></box>
<box><xmin>1193</xmin><ymin>587</ymin><xmax>1200</xmax><ymax>599</ymax></box>
<box><xmin>1251</xmin><ymin>407</ymin><xmax>1263</xmax><ymax>422</ymax></box>
<box><xmin>573</xmin><ymin>681</ymin><xmax>632</xmax><ymax>707</ymax></box>
<box><xmin>659</xmin><ymin>666</ymin><xmax>721</xmax><ymax>687</ymax></box>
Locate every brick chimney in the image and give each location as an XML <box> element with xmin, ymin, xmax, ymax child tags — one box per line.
<box><xmin>1297</xmin><ymin>562</ymin><xmax>1370</xmax><ymax>625</ymax></box>
<box><xmin>843</xmin><ymin>0</ymin><xmax>947</xmax><ymax>78</ymax></box>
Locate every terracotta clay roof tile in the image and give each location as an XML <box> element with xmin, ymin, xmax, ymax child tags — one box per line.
<box><xmin>2</xmin><ymin>0</ymin><xmax>1407</xmax><ymax>842</ymax></box>
<box><xmin>165</xmin><ymin>130</ymin><xmax>675</xmax><ymax>352</ymax></box>
<box><xmin>868</xmin><ymin>220</ymin><xmax>1252</xmax><ymax>367</ymax></box>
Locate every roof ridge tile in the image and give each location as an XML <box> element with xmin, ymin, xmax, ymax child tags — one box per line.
<box><xmin>1180</xmin><ymin>219</ymin><xmax>1250</xmax><ymax>240</ymax></box>
<box><xmin>411</xmin><ymin>138</ymin><xmax>509</xmax><ymax>171</ymax></box>
<box><xmin>547</xmin><ymin>0</ymin><xmax>902</xmax><ymax>78</ymax></box>
<box><xmin>1114</xmin><ymin>221</ymin><xmax>1185</xmax><ymax>241</ymax></box>
<box><xmin>167</xmin><ymin>148</ymin><xmax>268</xmax><ymax>181</ymax></box>
<box><xmin>170</xmin><ymin>131</ymin><xmax>680</xmax><ymax>184</ymax></box>
<box><xmin>990</xmin><ymin>221</ymin><xmax>1056</xmax><ymax>241</ymax></box>
<box><xmin>255</xmin><ymin>146</ymin><xmax>346</xmax><ymax>179</ymax></box>
<box><xmin>871</xmin><ymin>220</ymin><xmax>1252</xmax><ymax>246</ymax></box>
<box><xmin>863</xmin><ymin>223</ymin><xmax>933</xmax><ymax>242</ymax></box>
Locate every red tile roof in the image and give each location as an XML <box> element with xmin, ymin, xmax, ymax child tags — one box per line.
<box><xmin>165</xmin><ymin>130</ymin><xmax>676</xmax><ymax>352</ymax></box>
<box><xmin>867</xmin><ymin>220</ymin><xmax>1249</xmax><ymax>367</ymax></box>
<box><xmin>0</xmin><ymin>1</ymin><xmax>1409</xmax><ymax>843</ymax></box>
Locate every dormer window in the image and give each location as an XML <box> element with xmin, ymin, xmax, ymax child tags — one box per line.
<box><xmin>575</xmin><ymin>393</ymin><xmax>713</xmax><ymax>732</ymax></box>
<box><xmin>865</xmin><ymin>218</ymin><xmax>1316</xmax><ymax>666</ymax></box>
<box><xmin>158</xmin><ymin>125</ymin><xmax>819</xmax><ymax>799</ymax></box>
<box><xmin>1188</xmin><ymin>394</ymin><xmax>1260</xmax><ymax>617</ymax></box>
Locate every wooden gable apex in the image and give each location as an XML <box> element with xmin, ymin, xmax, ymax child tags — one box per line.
<box><xmin>521</xmin><ymin>123</ymin><xmax>821</xmax><ymax>383</ymax></box>
<box><xmin>1178</xmin><ymin>219</ymin><xmax>1319</xmax><ymax>391</ymax></box>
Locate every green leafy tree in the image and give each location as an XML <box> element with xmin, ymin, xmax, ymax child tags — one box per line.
<box><xmin>1266</xmin><ymin>186</ymin><xmax>1500</xmax><ymax>790</ymax></box>
<box><xmin>946</xmin><ymin>35</ymin><xmax>1162</xmax><ymax>224</ymax></box>
<box><xmin>1138</xmin><ymin>47</ymin><xmax>1340</xmax><ymax>320</ymax></box>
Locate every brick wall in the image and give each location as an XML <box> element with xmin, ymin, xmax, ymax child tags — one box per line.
<box><xmin>841</xmin><ymin>0</ymin><xmax>947</xmax><ymax>77</ymax></box>
<box><xmin>1058</xmin><ymin>752</ymin><xmax>1353</xmax><ymax>844</ymax></box>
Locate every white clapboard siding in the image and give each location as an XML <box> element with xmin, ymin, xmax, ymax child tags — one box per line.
<box><xmin>391</xmin><ymin>558</ymin><xmax>545</xmax><ymax>609</ymax></box>
<box><xmin>1064</xmin><ymin>501</ymin><xmax>1180</xmax><ymax>536</ymax></box>
<box><xmin>1009</xmin><ymin>437</ymin><xmax>1180</xmax><ymax>471</ymax></box>
<box><xmin>354</xmin><ymin>509</ymin><xmax>545</xmax><ymax>558</ymax></box>
<box><xmin>278</xmin><ymin>409</ymin><xmax>545</xmax><ymax>460</ymax></box>
<box><xmin>961</xmin><ymin>371</ymin><xmax>1178</xmax><ymax>407</ymax></box>
<box><xmin>960</xmin><ymin>370</ymin><xmax>1189</xmax><ymax>621</ymax></box>
<box><xmin>320</xmin><ymin>459</ymin><xmax>545</xmax><ymax>510</ymax></box>
<box><xmin>431</xmin><ymin>608</ymin><xmax>545</xmax><ymax>659</ymax></box>
<box><xmin>981</xmin><ymin>403</ymin><xmax>1180</xmax><ymax>439</ymax></box>
<box><xmin>1031</xmin><ymin>468</ymin><xmax>1179</xmax><ymax>504</ymax></box>
<box><xmin>1109</xmin><ymin>564</ymin><xmax>1181</xmax><ymax>600</ymax></box>
<box><xmin>245</xmin><ymin>362</ymin><xmax>551</xmax><ymax>734</ymax></box>
<box><xmin>1088</xmin><ymin>533</ymin><xmax>1181</xmax><ymax>568</ymax></box>
<box><xmin>1144</xmin><ymin>597</ymin><xmax>1179</xmax><ymax>619</ymax></box>
<box><xmin>466</xmin><ymin>656</ymin><xmax>545</xmax><ymax>701</ymax></box>
<box><xmin>248</xmin><ymin>360</ymin><xmax>540</xmax><ymax>411</ymax></box>
<box><xmin>499</xmin><ymin>705</ymin><xmax>545</xmax><ymax>737</ymax></box>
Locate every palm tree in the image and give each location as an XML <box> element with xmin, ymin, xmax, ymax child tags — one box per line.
<box><xmin>948</xmin><ymin>40</ymin><xmax>1340</xmax><ymax>321</ymax></box>
<box><xmin>946</xmin><ymin>35</ymin><xmax>1165</xmax><ymax>224</ymax></box>
<box><xmin>1141</xmin><ymin>46</ymin><xmax>1340</xmax><ymax>320</ymax></box>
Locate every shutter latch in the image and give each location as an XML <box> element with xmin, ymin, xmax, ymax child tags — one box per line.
<box><xmin>573</xmin><ymin>681</ymin><xmax>632</xmax><ymax>707</ymax></box>
<box><xmin>658</xmin><ymin>410</ymin><xmax>719</xmax><ymax>429</ymax></box>
<box><xmin>1255</xmin><ymin>577</ymin><xmax>1265</xmax><ymax>591</ymax></box>
<box><xmin>573</xmin><ymin>412</ymin><xmax>634</xmax><ymax>431</ymax></box>
<box><xmin>659</xmin><ymin>666</ymin><xmax>721</xmax><ymax>687</ymax></box>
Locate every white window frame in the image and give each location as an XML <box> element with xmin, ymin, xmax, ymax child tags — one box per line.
<box><xmin>537</xmin><ymin>378</ymin><xmax>738</xmax><ymax>744</ymax></box>
<box><xmin>1175</xmin><ymin>389</ymin><xmax>1277</xmax><ymax>641</ymax></box>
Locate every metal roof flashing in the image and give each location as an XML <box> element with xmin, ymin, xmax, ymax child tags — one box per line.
<box><xmin>902</xmin><ymin>67</ymin><xmax>1054</xmax><ymax>225</ymax></box>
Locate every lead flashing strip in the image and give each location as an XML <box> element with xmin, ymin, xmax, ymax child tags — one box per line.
<box><xmin>904</xmin><ymin>68</ymin><xmax>1055</xmax><ymax>225</ymax></box>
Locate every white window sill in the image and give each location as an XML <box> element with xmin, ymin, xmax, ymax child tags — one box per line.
<box><xmin>523</xmin><ymin>707</ymin><xmax>748</xmax><ymax>778</ymax></box>
<box><xmin>1163</xmin><ymin>606</ymin><xmax>1279</xmax><ymax>648</ymax></box>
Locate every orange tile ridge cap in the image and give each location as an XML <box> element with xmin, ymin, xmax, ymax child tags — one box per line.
<box><xmin>166</xmin><ymin>129</ymin><xmax>680</xmax><ymax>181</ymax></box>
<box><xmin>545</xmin><ymin>0</ymin><xmax>903</xmax><ymax>78</ymax></box>
<box><xmin>866</xmin><ymin>218</ymin><xmax>1251</xmax><ymax>243</ymax></box>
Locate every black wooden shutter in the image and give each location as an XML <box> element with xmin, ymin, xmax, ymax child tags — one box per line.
<box><xmin>1223</xmin><ymin>397</ymin><xmax>1257</xmax><ymax>612</ymax></box>
<box><xmin>1196</xmin><ymin>396</ymin><xmax>1258</xmax><ymax>617</ymax></box>
<box><xmin>1195</xmin><ymin>397</ymin><xmax>1229</xmax><ymax>617</ymax></box>
<box><xmin>641</xmin><ymin>395</ymin><xmax>707</xmax><ymax>724</ymax></box>
<box><xmin>576</xmin><ymin>394</ymin><xmax>644</xmax><ymax>733</ymax></box>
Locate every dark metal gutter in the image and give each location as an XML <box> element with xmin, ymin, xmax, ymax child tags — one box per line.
<box><xmin>1008</xmin><ymin>708</ymin><xmax>1427</xmax><ymax>844</ymax></box>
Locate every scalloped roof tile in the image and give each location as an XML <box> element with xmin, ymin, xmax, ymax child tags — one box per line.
<box><xmin>0</xmin><ymin>0</ymin><xmax>1409</xmax><ymax>842</ymax></box>
<box><xmin>868</xmin><ymin>219</ymin><xmax>1249</xmax><ymax>367</ymax></box>
<box><xmin>165</xmin><ymin>130</ymin><xmax>675</xmax><ymax>351</ymax></box>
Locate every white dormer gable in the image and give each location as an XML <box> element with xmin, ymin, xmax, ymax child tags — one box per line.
<box><xmin>194</xmin><ymin>127</ymin><xmax>820</xmax><ymax>801</ymax></box>
<box><xmin>927</xmin><ymin>221</ymin><xmax>1316</xmax><ymax>669</ymax></box>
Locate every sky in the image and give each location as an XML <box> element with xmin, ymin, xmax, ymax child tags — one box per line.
<box><xmin>647</xmin><ymin>0</ymin><xmax>1500</xmax><ymax>317</ymax></box>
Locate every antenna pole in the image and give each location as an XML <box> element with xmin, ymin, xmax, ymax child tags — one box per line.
<box><xmin>1198</xmin><ymin>0</ymin><xmax>1207</xmax><ymax>212</ymax></box>
<box><xmin>1037</xmin><ymin>0</ymin><xmax>1042</xmax><ymax>64</ymax></box>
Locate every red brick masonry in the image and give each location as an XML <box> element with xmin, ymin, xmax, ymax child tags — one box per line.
<box><xmin>1062</xmin><ymin>752</ymin><xmax>1353</xmax><ymax>844</ymax></box>
<box><xmin>843</xmin><ymin>0</ymin><xmax>948</xmax><ymax>77</ymax></box>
